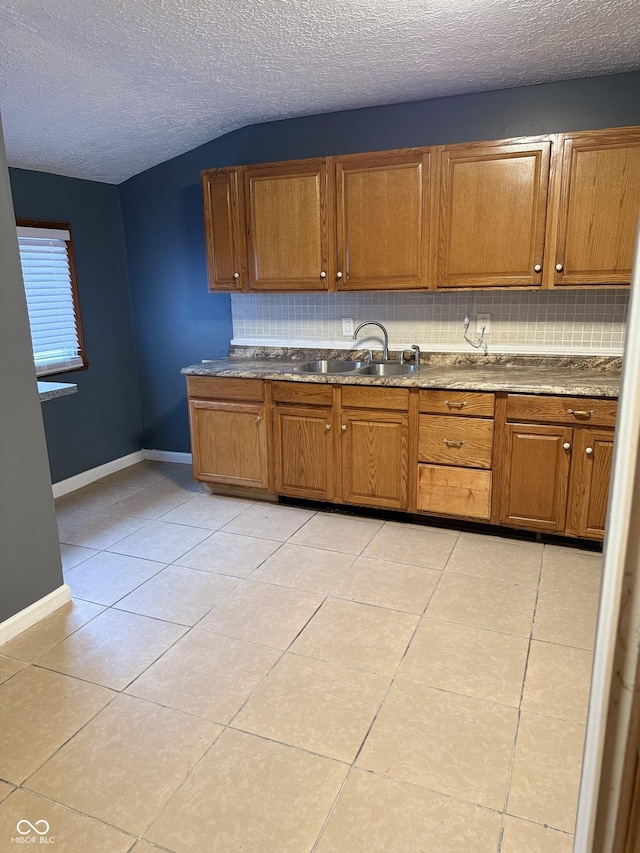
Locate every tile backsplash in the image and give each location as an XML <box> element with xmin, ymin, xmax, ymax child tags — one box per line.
<box><xmin>231</xmin><ymin>290</ymin><xmax>628</xmax><ymax>355</ymax></box>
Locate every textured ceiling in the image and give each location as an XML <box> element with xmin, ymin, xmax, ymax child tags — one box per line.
<box><xmin>0</xmin><ymin>0</ymin><xmax>639</xmax><ymax>184</ymax></box>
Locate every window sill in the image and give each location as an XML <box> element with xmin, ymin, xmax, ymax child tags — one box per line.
<box><xmin>38</xmin><ymin>381</ymin><xmax>78</xmax><ymax>402</ymax></box>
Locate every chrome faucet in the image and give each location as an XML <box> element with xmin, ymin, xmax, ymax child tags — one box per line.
<box><xmin>353</xmin><ymin>321</ymin><xmax>389</xmax><ymax>361</ymax></box>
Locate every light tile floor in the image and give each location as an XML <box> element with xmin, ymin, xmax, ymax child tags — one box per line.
<box><xmin>0</xmin><ymin>461</ymin><xmax>602</xmax><ymax>852</ymax></box>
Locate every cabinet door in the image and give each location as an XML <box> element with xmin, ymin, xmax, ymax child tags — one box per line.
<box><xmin>244</xmin><ymin>159</ymin><xmax>332</xmax><ymax>291</ymax></box>
<box><xmin>341</xmin><ymin>409</ymin><xmax>409</xmax><ymax>510</ymax></box>
<box><xmin>334</xmin><ymin>150</ymin><xmax>431</xmax><ymax>290</ymax></box>
<box><xmin>549</xmin><ymin>128</ymin><xmax>640</xmax><ymax>287</ymax></box>
<box><xmin>566</xmin><ymin>428</ymin><xmax>615</xmax><ymax>539</ymax></box>
<box><xmin>436</xmin><ymin>139</ymin><xmax>551</xmax><ymax>288</ymax></box>
<box><xmin>499</xmin><ymin>423</ymin><xmax>572</xmax><ymax>532</ymax></box>
<box><xmin>201</xmin><ymin>168</ymin><xmax>246</xmax><ymax>291</ymax></box>
<box><xmin>189</xmin><ymin>400</ymin><xmax>269</xmax><ymax>489</ymax></box>
<box><xmin>273</xmin><ymin>405</ymin><xmax>335</xmax><ymax>501</ymax></box>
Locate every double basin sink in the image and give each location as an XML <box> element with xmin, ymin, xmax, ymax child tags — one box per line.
<box><xmin>292</xmin><ymin>359</ymin><xmax>418</xmax><ymax>377</ymax></box>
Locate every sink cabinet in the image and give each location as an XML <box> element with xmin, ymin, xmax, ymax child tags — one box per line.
<box><xmin>340</xmin><ymin>386</ymin><xmax>410</xmax><ymax>510</ymax></box>
<box><xmin>272</xmin><ymin>382</ymin><xmax>336</xmax><ymax>501</ymax></box>
<box><xmin>186</xmin><ymin>376</ymin><xmax>616</xmax><ymax>541</ymax></box>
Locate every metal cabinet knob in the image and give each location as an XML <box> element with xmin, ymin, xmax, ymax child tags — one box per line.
<box><xmin>586</xmin><ymin>446</ymin><xmax>594</xmax><ymax>455</ymax></box>
<box><xmin>319</xmin><ymin>271</ymin><xmax>326</xmax><ymax>279</ymax></box>
<box><xmin>336</xmin><ymin>271</ymin><xmax>343</xmax><ymax>280</ymax></box>
<box><xmin>256</xmin><ymin>415</ymin><xmax>263</xmax><ymax>424</ymax></box>
<box><xmin>325</xmin><ymin>423</ymin><xmax>331</xmax><ymax>431</ymax></box>
<box><xmin>555</xmin><ymin>263</ymin><xmax>564</xmax><ymax>272</ymax></box>
<box><xmin>534</xmin><ymin>263</ymin><xmax>542</xmax><ymax>273</ymax></box>
<box><xmin>563</xmin><ymin>442</ymin><xmax>571</xmax><ymax>450</ymax></box>
<box><xmin>233</xmin><ymin>272</ymin><xmax>240</xmax><ymax>280</ymax></box>
<box><xmin>341</xmin><ymin>424</ymin><xmax>347</xmax><ymax>432</ymax></box>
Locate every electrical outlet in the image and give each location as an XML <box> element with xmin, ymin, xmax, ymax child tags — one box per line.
<box><xmin>342</xmin><ymin>317</ymin><xmax>354</xmax><ymax>336</ymax></box>
<box><xmin>477</xmin><ymin>313</ymin><xmax>491</xmax><ymax>334</ymax></box>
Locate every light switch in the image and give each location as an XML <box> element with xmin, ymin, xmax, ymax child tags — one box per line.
<box><xmin>342</xmin><ymin>317</ymin><xmax>354</xmax><ymax>336</ymax></box>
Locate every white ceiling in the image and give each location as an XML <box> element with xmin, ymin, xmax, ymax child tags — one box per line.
<box><xmin>0</xmin><ymin>0</ymin><xmax>638</xmax><ymax>184</ymax></box>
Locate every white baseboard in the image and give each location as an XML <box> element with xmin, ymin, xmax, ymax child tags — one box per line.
<box><xmin>0</xmin><ymin>584</ymin><xmax>71</xmax><ymax>647</ymax></box>
<box><xmin>143</xmin><ymin>449</ymin><xmax>192</xmax><ymax>465</ymax></box>
<box><xmin>52</xmin><ymin>450</ymin><xmax>145</xmax><ymax>498</ymax></box>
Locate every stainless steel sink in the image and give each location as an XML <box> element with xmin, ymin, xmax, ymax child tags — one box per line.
<box><xmin>293</xmin><ymin>360</ymin><xmax>365</xmax><ymax>374</ymax></box>
<box><xmin>356</xmin><ymin>362</ymin><xmax>418</xmax><ymax>377</ymax></box>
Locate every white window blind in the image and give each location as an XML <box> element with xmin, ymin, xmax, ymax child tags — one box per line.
<box><xmin>17</xmin><ymin>225</ymin><xmax>84</xmax><ymax>376</ymax></box>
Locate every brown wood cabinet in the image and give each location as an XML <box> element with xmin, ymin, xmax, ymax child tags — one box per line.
<box><xmin>496</xmin><ymin>393</ymin><xmax>617</xmax><ymax>539</ymax></box>
<box><xmin>201</xmin><ymin>125</ymin><xmax>640</xmax><ymax>293</ymax></box>
<box><xmin>201</xmin><ymin>168</ymin><xmax>246</xmax><ymax>291</ymax></box>
<box><xmin>334</xmin><ymin>150</ymin><xmax>432</xmax><ymax>290</ymax></box>
<box><xmin>435</xmin><ymin>138</ymin><xmax>551</xmax><ymax>289</ymax></box>
<box><xmin>187</xmin><ymin>377</ymin><xmax>271</xmax><ymax>490</ymax></box>
<box><xmin>546</xmin><ymin>127</ymin><xmax>640</xmax><ymax>288</ymax></box>
<box><xmin>244</xmin><ymin>158</ymin><xmax>332</xmax><ymax>291</ymax></box>
<box><xmin>271</xmin><ymin>382</ymin><xmax>336</xmax><ymax>501</ymax></box>
<box><xmin>416</xmin><ymin>390</ymin><xmax>495</xmax><ymax>520</ymax></box>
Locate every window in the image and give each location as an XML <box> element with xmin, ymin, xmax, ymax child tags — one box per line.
<box><xmin>16</xmin><ymin>219</ymin><xmax>87</xmax><ymax>377</ymax></box>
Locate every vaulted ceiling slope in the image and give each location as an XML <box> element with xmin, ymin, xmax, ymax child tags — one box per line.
<box><xmin>0</xmin><ymin>0</ymin><xmax>638</xmax><ymax>184</ymax></box>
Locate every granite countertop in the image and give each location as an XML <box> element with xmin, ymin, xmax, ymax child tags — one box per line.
<box><xmin>38</xmin><ymin>381</ymin><xmax>78</xmax><ymax>402</ymax></box>
<box><xmin>182</xmin><ymin>348</ymin><xmax>622</xmax><ymax>398</ymax></box>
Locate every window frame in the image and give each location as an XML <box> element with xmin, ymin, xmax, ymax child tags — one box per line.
<box><xmin>16</xmin><ymin>217</ymin><xmax>88</xmax><ymax>377</ymax></box>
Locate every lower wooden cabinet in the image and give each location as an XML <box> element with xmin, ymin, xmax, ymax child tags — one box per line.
<box><xmin>498</xmin><ymin>424</ymin><xmax>573</xmax><ymax>532</ymax></box>
<box><xmin>273</xmin><ymin>404</ymin><xmax>335</xmax><ymax>501</ymax></box>
<box><xmin>186</xmin><ymin>378</ymin><xmax>616</xmax><ymax>541</ymax></box>
<box><xmin>189</xmin><ymin>399</ymin><xmax>269</xmax><ymax>489</ymax></box>
<box><xmin>341</xmin><ymin>408</ymin><xmax>409</xmax><ymax>510</ymax></box>
<box><xmin>566</xmin><ymin>428</ymin><xmax>615</xmax><ymax>538</ymax></box>
<box><xmin>496</xmin><ymin>395</ymin><xmax>617</xmax><ymax>539</ymax></box>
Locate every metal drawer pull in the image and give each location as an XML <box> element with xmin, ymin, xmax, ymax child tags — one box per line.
<box><xmin>444</xmin><ymin>400</ymin><xmax>467</xmax><ymax>409</ymax></box>
<box><xmin>567</xmin><ymin>408</ymin><xmax>596</xmax><ymax>418</ymax></box>
<box><xmin>443</xmin><ymin>438</ymin><xmax>467</xmax><ymax>448</ymax></box>
<box><xmin>586</xmin><ymin>446</ymin><xmax>594</xmax><ymax>455</ymax></box>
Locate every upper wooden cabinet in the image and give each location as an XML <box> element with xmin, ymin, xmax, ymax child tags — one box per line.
<box><xmin>435</xmin><ymin>139</ymin><xmax>551</xmax><ymax>289</ymax></box>
<box><xmin>201</xmin><ymin>168</ymin><xmax>246</xmax><ymax>292</ymax></box>
<box><xmin>546</xmin><ymin>128</ymin><xmax>640</xmax><ymax>287</ymax></box>
<box><xmin>201</xmin><ymin>124</ymin><xmax>640</xmax><ymax>292</ymax></box>
<box><xmin>334</xmin><ymin>150</ymin><xmax>431</xmax><ymax>290</ymax></box>
<box><xmin>244</xmin><ymin>159</ymin><xmax>332</xmax><ymax>291</ymax></box>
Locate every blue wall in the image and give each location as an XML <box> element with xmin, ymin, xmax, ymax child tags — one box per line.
<box><xmin>9</xmin><ymin>168</ymin><xmax>143</xmax><ymax>482</ymax></box>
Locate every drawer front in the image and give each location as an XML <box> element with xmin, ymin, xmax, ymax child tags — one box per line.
<box><xmin>506</xmin><ymin>394</ymin><xmax>617</xmax><ymax>427</ymax></box>
<box><xmin>419</xmin><ymin>389</ymin><xmax>495</xmax><ymax>417</ymax></box>
<box><xmin>341</xmin><ymin>385</ymin><xmax>409</xmax><ymax>411</ymax></box>
<box><xmin>418</xmin><ymin>415</ymin><xmax>494</xmax><ymax>469</ymax></box>
<box><xmin>271</xmin><ymin>380</ymin><xmax>333</xmax><ymax>406</ymax></box>
<box><xmin>417</xmin><ymin>464</ymin><xmax>492</xmax><ymax>519</ymax></box>
<box><xmin>187</xmin><ymin>376</ymin><xmax>264</xmax><ymax>402</ymax></box>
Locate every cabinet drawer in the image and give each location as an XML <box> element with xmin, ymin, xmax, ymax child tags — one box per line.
<box><xmin>506</xmin><ymin>394</ymin><xmax>617</xmax><ymax>427</ymax></box>
<box><xmin>187</xmin><ymin>376</ymin><xmax>264</xmax><ymax>402</ymax></box>
<box><xmin>271</xmin><ymin>381</ymin><xmax>333</xmax><ymax>406</ymax></box>
<box><xmin>418</xmin><ymin>415</ymin><xmax>493</xmax><ymax>469</ymax></box>
<box><xmin>341</xmin><ymin>385</ymin><xmax>409</xmax><ymax>411</ymax></box>
<box><xmin>417</xmin><ymin>465</ymin><xmax>492</xmax><ymax>519</ymax></box>
<box><xmin>419</xmin><ymin>390</ymin><xmax>495</xmax><ymax>417</ymax></box>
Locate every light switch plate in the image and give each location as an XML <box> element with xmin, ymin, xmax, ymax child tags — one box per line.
<box><xmin>342</xmin><ymin>317</ymin><xmax>354</xmax><ymax>336</ymax></box>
